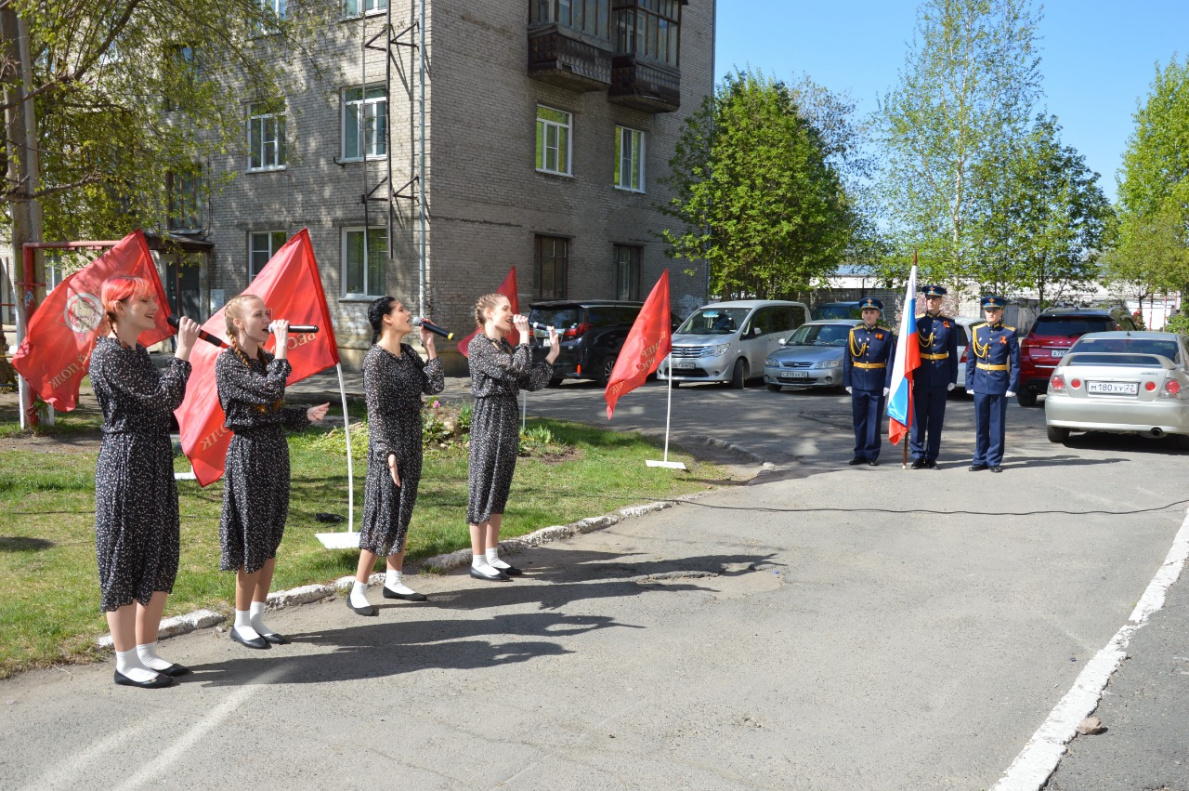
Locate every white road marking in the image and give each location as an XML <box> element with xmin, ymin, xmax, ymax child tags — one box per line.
<box><xmin>110</xmin><ymin>665</ymin><xmax>288</xmax><ymax>791</ymax></box>
<box><xmin>992</xmin><ymin>506</ymin><xmax>1189</xmax><ymax>791</ymax></box>
<box><xmin>16</xmin><ymin>722</ymin><xmax>153</xmax><ymax>791</ymax></box>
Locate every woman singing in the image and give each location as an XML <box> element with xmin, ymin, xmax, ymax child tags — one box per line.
<box><xmin>216</xmin><ymin>294</ymin><xmax>328</xmax><ymax>648</ymax></box>
<box><xmin>91</xmin><ymin>276</ymin><xmax>200</xmax><ymax>688</ymax></box>
<box><xmin>346</xmin><ymin>297</ymin><xmax>445</xmax><ymax>616</ymax></box>
<box><xmin>465</xmin><ymin>294</ymin><xmax>559</xmax><ymax>581</ymax></box>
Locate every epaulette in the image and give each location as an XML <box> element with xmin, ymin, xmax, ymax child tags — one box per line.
<box><xmin>971</xmin><ymin>322</ymin><xmax>986</xmax><ymax>331</ymax></box>
<box><xmin>1004</xmin><ymin>325</ymin><xmax>1015</xmax><ymax>331</ymax></box>
<box><xmin>915</xmin><ymin>314</ymin><xmax>925</xmax><ymax>320</ymax></box>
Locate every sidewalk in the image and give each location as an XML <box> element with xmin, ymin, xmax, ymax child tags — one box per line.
<box><xmin>284</xmin><ymin>368</ymin><xmax>473</xmax><ymax>403</ymax></box>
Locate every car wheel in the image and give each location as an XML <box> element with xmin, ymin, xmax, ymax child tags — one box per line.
<box><xmin>730</xmin><ymin>359</ymin><xmax>747</xmax><ymax>389</ymax></box>
<box><xmin>597</xmin><ymin>356</ymin><xmax>617</xmax><ymax>386</ymax></box>
<box><xmin>1016</xmin><ymin>390</ymin><xmax>1038</xmax><ymax>407</ymax></box>
<box><xmin>766</xmin><ymin>383</ymin><xmax>781</xmax><ymax>392</ymax></box>
<box><xmin>1046</xmin><ymin>425</ymin><xmax>1070</xmax><ymax>443</ymax></box>
<box><xmin>548</xmin><ymin>376</ymin><xmax>564</xmax><ymax>388</ymax></box>
<box><xmin>670</xmin><ymin>380</ymin><xmax>680</xmax><ymax>388</ymax></box>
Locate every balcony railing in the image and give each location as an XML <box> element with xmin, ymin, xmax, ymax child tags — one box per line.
<box><xmin>527</xmin><ymin>24</ymin><xmax>613</xmax><ymax>92</ymax></box>
<box><xmin>608</xmin><ymin>54</ymin><xmax>680</xmax><ymax>113</ymax></box>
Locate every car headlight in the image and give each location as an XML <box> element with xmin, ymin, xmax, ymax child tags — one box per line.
<box><xmin>814</xmin><ymin>359</ymin><xmax>841</xmax><ymax>369</ymax></box>
<box><xmin>765</xmin><ymin>357</ymin><xmax>778</xmax><ymax>367</ymax></box>
<box><xmin>705</xmin><ymin>344</ymin><xmax>730</xmax><ymax>357</ymax></box>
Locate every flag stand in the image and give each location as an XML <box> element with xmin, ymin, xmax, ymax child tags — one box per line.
<box><xmin>317</xmin><ymin>363</ymin><xmax>360</xmax><ymax>549</ymax></box>
<box><xmin>646</xmin><ymin>372</ymin><xmax>686</xmax><ymax>470</ymax></box>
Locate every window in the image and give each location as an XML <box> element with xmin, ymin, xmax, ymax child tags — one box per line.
<box><xmin>614</xmin><ymin>126</ymin><xmax>645</xmax><ymax>191</ymax></box>
<box><xmin>248</xmin><ymin>231</ymin><xmax>287</xmax><ymax>280</ymax></box>
<box><xmin>163</xmin><ymin>46</ymin><xmax>198</xmax><ymax>111</ymax></box>
<box><xmin>531</xmin><ymin>0</ymin><xmax>610</xmax><ymax>39</ymax></box>
<box><xmin>535</xmin><ymin>235</ymin><xmax>569</xmax><ymax>299</ymax></box>
<box><xmin>261</xmin><ymin>0</ymin><xmax>287</xmax><ymax>17</ymax></box>
<box><xmin>248</xmin><ymin>103</ymin><xmax>286</xmax><ymax>171</ymax></box>
<box><xmin>168</xmin><ymin>169</ymin><xmax>203</xmax><ymax>232</ymax></box>
<box><xmin>342</xmin><ymin>86</ymin><xmax>387</xmax><ymax>160</ymax></box>
<box><xmin>342</xmin><ymin>227</ymin><xmax>387</xmax><ymax>298</ymax></box>
<box><xmin>343</xmin><ymin>0</ymin><xmax>386</xmax><ymax>15</ymax></box>
<box><xmin>535</xmin><ymin>106</ymin><xmax>572</xmax><ymax>176</ymax></box>
<box><xmin>614</xmin><ymin>0</ymin><xmax>681</xmax><ymax>68</ymax></box>
<box><xmin>614</xmin><ymin>245</ymin><xmax>640</xmax><ymax>300</ymax></box>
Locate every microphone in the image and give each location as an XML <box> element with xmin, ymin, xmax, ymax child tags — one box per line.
<box><xmin>275</xmin><ymin>325</ymin><xmax>319</xmax><ymax>334</ymax></box>
<box><xmin>412</xmin><ymin>317</ymin><xmax>454</xmax><ymax>340</ymax></box>
<box><xmin>166</xmin><ymin>314</ymin><xmax>228</xmax><ymax>348</ymax></box>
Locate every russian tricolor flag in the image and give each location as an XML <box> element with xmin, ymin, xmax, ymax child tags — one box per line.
<box><xmin>887</xmin><ymin>265</ymin><xmax>920</xmax><ymax>445</ymax></box>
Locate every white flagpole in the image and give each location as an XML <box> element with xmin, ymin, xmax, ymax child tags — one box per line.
<box><xmin>522</xmin><ymin>388</ymin><xmax>527</xmax><ymax>432</ymax></box>
<box><xmin>647</xmin><ymin>359</ymin><xmax>686</xmax><ymax>470</ymax></box>
<box><xmin>317</xmin><ymin>362</ymin><xmax>358</xmax><ymax>549</ymax></box>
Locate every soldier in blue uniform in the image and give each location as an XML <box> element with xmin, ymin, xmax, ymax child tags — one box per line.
<box><xmin>843</xmin><ymin>298</ymin><xmax>896</xmax><ymax>466</ymax></box>
<box><xmin>910</xmin><ymin>285</ymin><xmax>959</xmax><ymax>469</ymax></box>
<box><xmin>966</xmin><ymin>295</ymin><xmax>1020</xmax><ymax>472</ymax></box>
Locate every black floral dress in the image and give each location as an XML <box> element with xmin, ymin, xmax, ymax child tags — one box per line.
<box><xmin>466</xmin><ymin>335</ymin><xmax>553</xmax><ymax>524</ymax></box>
<box><xmin>215</xmin><ymin>348</ymin><xmax>310</xmax><ymax>573</ymax></box>
<box><xmin>359</xmin><ymin>344</ymin><xmax>445</xmax><ymax>556</ymax></box>
<box><xmin>90</xmin><ymin>336</ymin><xmax>191</xmax><ymax>612</ymax></box>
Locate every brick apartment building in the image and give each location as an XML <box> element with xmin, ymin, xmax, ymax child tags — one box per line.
<box><xmin>166</xmin><ymin>0</ymin><xmax>715</xmax><ymax>370</ymax></box>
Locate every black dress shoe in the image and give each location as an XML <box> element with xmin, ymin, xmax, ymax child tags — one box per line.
<box><xmin>230</xmin><ymin>626</ymin><xmax>271</xmax><ymax>650</ymax></box>
<box><xmin>925</xmin><ymin>460</ymin><xmax>939</xmax><ymax>469</ymax></box>
<box><xmin>114</xmin><ymin>669</ymin><xmax>174</xmax><ymax>689</ymax></box>
<box><xmin>496</xmin><ymin>565</ymin><xmax>523</xmax><ymax>577</ymax></box>
<box><xmin>848</xmin><ymin>458</ymin><xmax>864</xmax><ymax>466</ymax></box>
<box><xmin>382</xmin><ymin>586</ymin><xmax>428</xmax><ymax>602</ymax></box>
<box><xmin>911</xmin><ymin>459</ymin><xmax>925</xmax><ymax>469</ymax></box>
<box><xmin>156</xmin><ymin>663</ymin><xmax>191</xmax><ymax>678</ymax></box>
<box><xmin>470</xmin><ymin>566</ymin><xmax>511</xmax><ymax>582</ymax></box>
<box><xmin>260</xmin><ymin>632</ymin><xmax>290</xmax><ymax>645</ymax></box>
<box><xmin>868</xmin><ymin>459</ymin><xmax>879</xmax><ymax>466</ymax></box>
<box><xmin>990</xmin><ymin>465</ymin><xmax>1003</xmax><ymax>473</ymax></box>
<box><xmin>969</xmin><ymin>464</ymin><xmax>988</xmax><ymax>472</ymax></box>
<box><xmin>346</xmin><ymin>595</ymin><xmax>377</xmax><ymax>616</ymax></box>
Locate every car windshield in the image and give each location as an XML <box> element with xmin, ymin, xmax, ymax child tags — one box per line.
<box><xmin>528</xmin><ymin>306</ymin><xmax>580</xmax><ymax>329</ymax></box>
<box><xmin>677</xmin><ymin>308</ymin><xmax>750</xmax><ymax>335</ymax></box>
<box><xmin>1066</xmin><ymin>353</ymin><xmax>1167</xmax><ymax>367</ymax></box>
<box><xmin>1071</xmin><ymin>336</ymin><xmax>1180</xmax><ymax>361</ymax></box>
<box><xmin>789</xmin><ymin>323</ymin><xmax>852</xmax><ymax>346</ymax></box>
<box><xmin>1032</xmin><ymin>317</ymin><xmax>1113</xmax><ymax>337</ymax></box>
<box><xmin>814</xmin><ymin>304</ymin><xmax>862</xmax><ymax>320</ymax></box>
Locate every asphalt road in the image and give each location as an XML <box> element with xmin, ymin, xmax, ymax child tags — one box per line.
<box><xmin>2</xmin><ymin>380</ymin><xmax>1187</xmax><ymax>790</ymax></box>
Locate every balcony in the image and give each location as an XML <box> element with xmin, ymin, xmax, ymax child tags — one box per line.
<box><xmin>608</xmin><ymin>55</ymin><xmax>681</xmax><ymax>113</ymax></box>
<box><xmin>527</xmin><ymin>24</ymin><xmax>613</xmax><ymax>92</ymax></box>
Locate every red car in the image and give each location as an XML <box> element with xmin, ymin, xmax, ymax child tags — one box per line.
<box><xmin>1017</xmin><ymin>307</ymin><xmax>1140</xmax><ymax>406</ymax></box>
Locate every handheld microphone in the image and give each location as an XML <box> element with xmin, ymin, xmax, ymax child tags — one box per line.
<box><xmin>275</xmin><ymin>324</ymin><xmax>319</xmax><ymax>334</ymax></box>
<box><xmin>412</xmin><ymin>317</ymin><xmax>454</xmax><ymax>340</ymax></box>
<box><xmin>167</xmin><ymin>314</ymin><xmax>228</xmax><ymax>348</ymax></box>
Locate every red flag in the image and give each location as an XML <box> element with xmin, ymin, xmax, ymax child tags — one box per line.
<box><xmin>175</xmin><ymin>229</ymin><xmax>340</xmax><ymax>486</ymax></box>
<box><xmin>12</xmin><ymin>231</ymin><xmax>172</xmax><ymax>411</ymax></box>
<box><xmin>605</xmin><ymin>270</ymin><xmax>671</xmax><ymax>419</ymax></box>
<box><xmin>456</xmin><ymin>266</ymin><xmax>519</xmax><ymax>356</ymax></box>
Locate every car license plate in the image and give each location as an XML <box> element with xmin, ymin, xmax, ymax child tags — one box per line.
<box><xmin>1051</xmin><ymin>349</ymin><xmax>1066</xmax><ymax>358</ymax></box>
<box><xmin>673</xmin><ymin>360</ymin><xmax>697</xmax><ymax>370</ymax></box>
<box><xmin>541</xmin><ymin>338</ymin><xmax>551</xmax><ymax>347</ymax></box>
<box><xmin>1087</xmin><ymin>381</ymin><xmax>1138</xmax><ymax>396</ymax></box>
<box><xmin>780</xmin><ymin>371</ymin><xmax>809</xmax><ymax>380</ymax></box>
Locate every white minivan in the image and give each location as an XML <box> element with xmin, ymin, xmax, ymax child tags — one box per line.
<box><xmin>658</xmin><ymin>299</ymin><xmax>812</xmax><ymax>388</ymax></box>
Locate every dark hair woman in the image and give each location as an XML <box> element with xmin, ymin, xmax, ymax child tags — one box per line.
<box><xmin>91</xmin><ymin>276</ymin><xmax>200</xmax><ymax>688</ymax></box>
<box><xmin>345</xmin><ymin>296</ymin><xmax>445</xmax><ymax>615</ymax></box>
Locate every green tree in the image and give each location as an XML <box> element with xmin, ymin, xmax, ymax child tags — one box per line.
<box><xmin>660</xmin><ymin>70</ymin><xmax>856</xmax><ymax>299</ymax></box>
<box><xmin>875</xmin><ymin>0</ymin><xmax>1042</xmax><ymax>286</ymax></box>
<box><xmin>1107</xmin><ymin>55</ymin><xmax>1189</xmax><ymax>309</ymax></box>
<box><xmin>969</xmin><ymin>115</ymin><xmax>1112</xmax><ymax>304</ymax></box>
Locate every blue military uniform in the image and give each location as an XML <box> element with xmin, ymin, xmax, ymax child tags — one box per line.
<box><xmin>967</xmin><ymin>296</ymin><xmax>1020</xmax><ymax>472</ymax></box>
<box><xmin>843</xmin><ymin>298</ymin><xmax>896</xmax><ymax>465</ymax></box>
<box><xmin>910</xmin><ymin>285</ymin><xmax>959</xmax><ymax>468</ymax></box>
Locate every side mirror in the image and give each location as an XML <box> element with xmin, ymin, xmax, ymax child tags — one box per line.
<box><xmin>778</xmin><ymin>338</ymin><xmax>787</xmax><ymax>346</ymax></box>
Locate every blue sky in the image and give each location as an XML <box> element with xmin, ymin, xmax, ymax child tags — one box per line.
<box><xmin>715</xmin><ymin>1</ymin><xmax>1187</xmax><ymax>203</ymax></box>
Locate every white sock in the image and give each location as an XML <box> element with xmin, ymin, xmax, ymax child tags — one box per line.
<box><xmin>249</xmin><ymin>601</ymin><xmax>275</xmax><ymax>637</ymax></box>
<box><xmin>472</xmin><ymin>555</ymin><xmax>498</xmax><ymax>574</ymax></box>
<box><xmin>385</xmin><ymin>569</ymin><xmax>416</xmax><ymax>595</ymax></box>
<box><xmin>136</xmin><ymin>641</ymin><xmax>174</xmax><ymax>672</ymax></box>
<box><xmin>486</xmin><ymin>548</ymin><xmax>511</xmax><ymax>569</ymax></box>
<box><xmin>233</xmin><ymin>610</ymin><xmax>262</xmax><ymax>642</ymax></box>
<box><xmin>350</xmin><ymin>581</ymin><xmax>371</xmax><ymax>608</ymax></box>
<box><xmin>115</xmin><ymin>648</ymin><xmax>158</xmax><ymax>683</ymax></box>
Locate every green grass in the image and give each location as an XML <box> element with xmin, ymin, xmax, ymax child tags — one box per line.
<box><xmin>0</xmin><ymin>414</ymin><xmax>726</xmax><ymax>677</ymax></box>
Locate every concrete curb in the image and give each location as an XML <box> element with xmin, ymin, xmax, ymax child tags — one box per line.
<box><xmin>96</xmin><ymin>609</ymin><xmax>224</xmax><ymax>649</ymax></box>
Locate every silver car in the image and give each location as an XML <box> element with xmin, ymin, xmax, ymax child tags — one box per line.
<box><xmin>1044</xmin><ymin>331</ymin><xmax>1189</xmax><ymax>446</ymax></box>
<box><xmin>763</xmin><ymin>319</ymin><xmax>860</xmax><ymax>391</ymax></box>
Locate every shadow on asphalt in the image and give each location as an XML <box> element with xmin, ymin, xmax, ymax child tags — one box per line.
<box><xmin>1056</xmin><ymin>432</ymin><xmax>1187</xmax><ymax>455</ymax></box>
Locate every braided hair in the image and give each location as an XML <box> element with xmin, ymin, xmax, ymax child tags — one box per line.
<box><xmin>367</xmin><ymin>296</ymin><xmax>398</xmax><ymax>344</ymax></box>
<box><xmin>474</xmin><ymin>292</ymin><xmax>508</xmax><ymax>329</ymax></box>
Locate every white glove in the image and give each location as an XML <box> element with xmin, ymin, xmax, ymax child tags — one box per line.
<box><xmin>966</xmin><ymin>389</ymin><xmax>974</xmax><ymax>395</ymax></box>
<box><xmin>1006</xmin><ymin>390</ymin><xmax>1016</xmax><ymax>397</ymax></box>
<box><xmin>845</xmin><ymin>387</ymin><xmax>852</xmax><ymax>394</ymax></box>
<box><xmin>947</xmin><ymin>383</ymin><xmax>955</xmax><ymax>391</ymax></box>
<box><xmin>883</xmin><ymin>387</ymin><xmax>889</xmax><ymax>396</ymax></box>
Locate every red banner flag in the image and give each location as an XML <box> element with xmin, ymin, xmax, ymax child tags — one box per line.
<box><xmin>12</xmin><ymin>230</ymin><xmax>172</xmax><ymax>411</ymax></box>
<box><xmin>456</xmin><ymin>266</ymin><xmax>519</xmax><ymax>356</ymax></box>
<box><xmin>605</xmin><ymin>270</ymin><xmax>671</xmax><ymax>419</ymax></box>
<box><xmin>175</xmin><ymin>229</ymin><xmax>340</xmax><ymax>486</ymax></box>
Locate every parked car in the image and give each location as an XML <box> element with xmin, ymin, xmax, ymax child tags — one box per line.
<box><xmin>527</xmin><ymin>300</ymin><xmax>679</xmax><ymax>386</ymax></box>
<box><xmin>1017</xmin><ymin>307</ymin><xmax>1139</xmax><ymax>406</ymax></box>
<box><xmin>812</xmin><ymin>301</ymin><xmax>864</xmax><ymax>321</ymax></box>
<box><xmin>1044</xmin><ymin>331</ymin><xmax>1189</xmax><ymax>446</ymax></box>
<box><xmin>762</xmin><ymin>319</ymin><xmax>860</xmax><ymax>391</ymax></box>
<box><xmin>952</xmin><ymin>316</ymin><xmax>982</xmax><ymax>393</ymax></box>
<box><xmin>657</xmin><ymin>299</ymin><xmax>811</xmax><ymax>388</ymax></box>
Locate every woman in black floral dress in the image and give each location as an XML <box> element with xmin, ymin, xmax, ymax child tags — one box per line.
<box><xmin>346</xmin><ymin>297</ymin><xmax>445</xmax><ymax>616</ymax></box>
<box><xmin>91</xmin><ymin>275</ymin><xmax>200</xmax><ymax>688</ymax></box>
<box><xmin>216</xmin><ymin>294</ymin><xmax>328</xmax><ymax>649</ymax></box>
<box><xmin>465</xmin><ymin>294</ymin><xmax>559</xmax><ymax>581</ymax></box>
